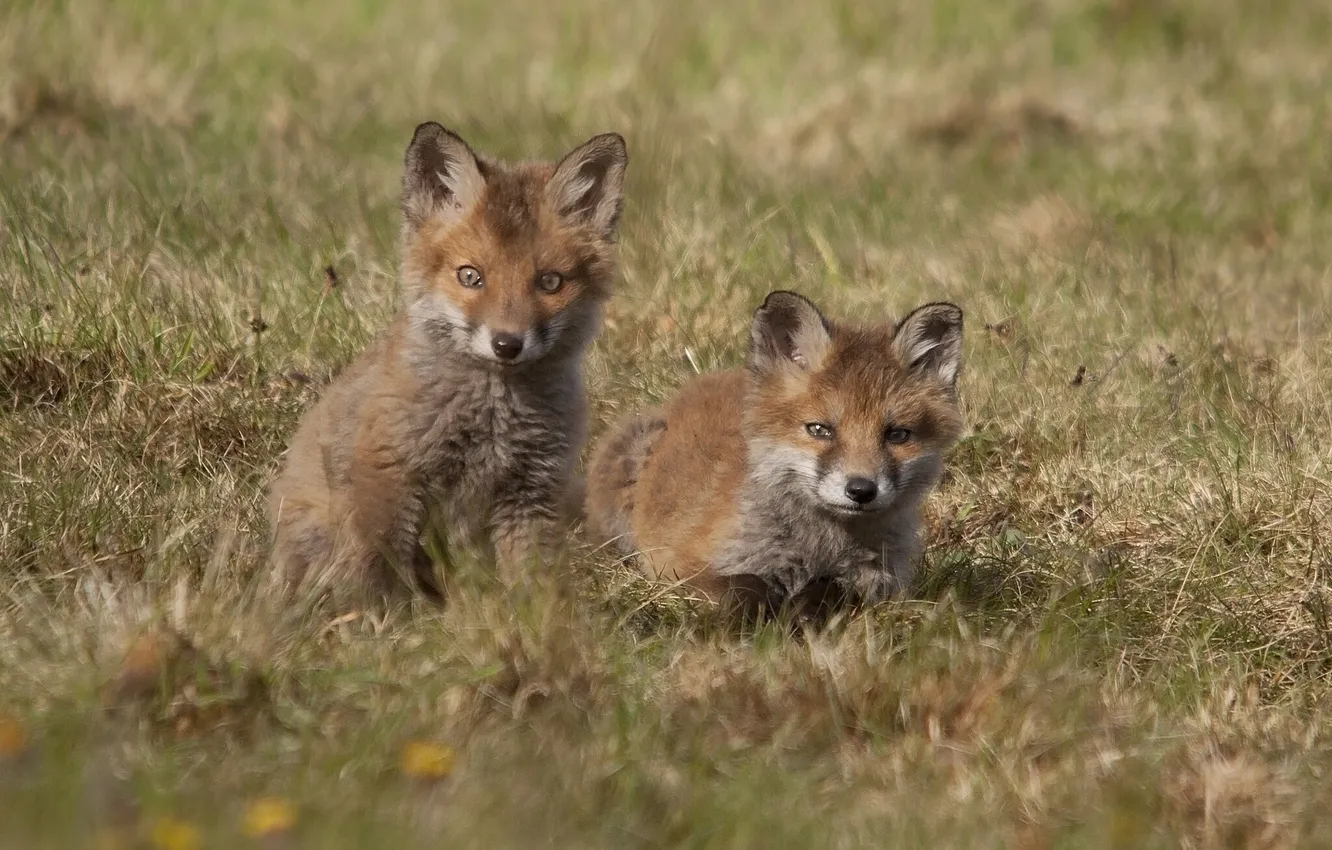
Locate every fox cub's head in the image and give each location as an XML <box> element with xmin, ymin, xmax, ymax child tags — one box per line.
<box><xmin>744</xmin><ymin>291</ymin><xmax>964</xmax><ymax>518</ymax></box>
<box><xmin>398</xmin><ymin>122</ymin><xmax>627</xmax><ymax>366</ymax></box>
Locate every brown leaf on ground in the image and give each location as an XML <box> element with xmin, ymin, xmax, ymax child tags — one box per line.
<box><xmin>102</xmin><ymin>628</ymin><xmax>272</xmax><ymax>740</ymax></box>
<box><xmin>102</xmin><ymin>629</ymin><xmax>199</xmax><ymax>709</ymax></box>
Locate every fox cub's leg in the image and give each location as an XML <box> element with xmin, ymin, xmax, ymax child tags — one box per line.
<box><xmin>491</xmin><ymin>501</ymin><xmax>562</xmax><ymax>582</ymax></box>
<box><xmin>560</xmin><ymin>474</ymin><xmax>589</xmax><ymax>530</ymax></box>
<box><xmin>843</xmin><ymin>562</ymin><xmax>913</xmax><ymax>604</ymax></box>
<box><xmin>343</xmin><ymin>419</ymin><xmax>430</xmax><ymax>598</ymax></box>
<box><xmin>490</xmin><ymin>468</ymin><xmax>571</xmax><ymax>582</ymax></box>
<box><xmin>269</xmin><ymin>500</ymin><xmax>332</xmax><ymax>594</ymax></box>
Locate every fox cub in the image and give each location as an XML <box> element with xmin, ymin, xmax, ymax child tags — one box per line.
<box><xmin>270</xmin><ymin>122</ymin><xmax>628</xmax><ymax>603</ymax></box>
<box><xmin>586</xmin><ymin>291</ymin><xmax>964</xmax><ymax>611</ymax></box>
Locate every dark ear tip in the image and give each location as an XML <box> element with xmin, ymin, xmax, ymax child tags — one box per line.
<box><xmin>911</xmin><ymin>301</ymin><xmax>965</xmax><ymax>327</ymax></box>
<box><xmin>756</xmin><ymin>290</ymin><xmax>812</xmax><ymax>314</ymax></box>
<box><xmin>407</xmin><ymin>121</ymin><xmax>468</xmax><ymax>155</ymax></box>
<box><xmin>754</xmin><ymin>290</ymin><xmax>829</xmax><ymax>330</ymax></box>
<box><xmin>586</xmin><ymin>132</ymin><xmax>629</xmax><ymax>164</ymax></box>
<box><xmin>410</xmin><ymin>121</ymin><xmax>446</xmax><ymax>143</ymax></box>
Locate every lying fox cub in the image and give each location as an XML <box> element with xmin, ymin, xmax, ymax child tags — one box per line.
<box><xmin>586</xmin><ymin>291</ymin><xmax>964</xmax><ymax>612</ymax></box>
<box><xmin>270</xmin><ymin>122</ymin><xmax>627</xmax><ymax>603</ymax></box>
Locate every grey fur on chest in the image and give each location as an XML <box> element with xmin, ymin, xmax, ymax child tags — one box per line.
<box><xmin>714</xmin><ymin>486</ymin><xmax>915</xmax><ymax>600</ymax></box>
<box><xmin>415</xmin><ymin>365</ymin><xmax>578</xmax><ymax>479</ymax></box>
<box><xmin>409</xmin><ymin>359</ymin><xmax>581</xmax><ymax>537</ymax></box>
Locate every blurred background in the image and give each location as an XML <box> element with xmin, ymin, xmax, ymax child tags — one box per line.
<box><xmin>6</xmin><ymin>0</ymin><xmax>1329</xmax><ymax>349</ymax></box>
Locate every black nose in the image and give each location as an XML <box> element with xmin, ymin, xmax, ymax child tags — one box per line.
<box><xmin>845</xmin><ymin>477</ymin><xmax>878</xmax><ymax>504</ymax></box>
<box><xmin>491</xmin><ymin>332</ymin><xmax>524</xmax><ymax>360</ymax></box>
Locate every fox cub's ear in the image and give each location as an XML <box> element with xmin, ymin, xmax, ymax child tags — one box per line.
<box><xmin>893</xmin><ymin>302</ymin><xmax>964</xmax><ymax>386</ymax></box>
<box><xmin>402</xmin><ymin>122</ymin><xmax>486</xmax><ymax>230</ymax></box>
<box><xmin>549</xmin><ymin>133</ymin><xmax>628</xmax><ymax>240</ymax></box>
<box><xmin>749</xmin><ymin>291</ymin><xmax>833</xmax><ymax>374</ymax></box>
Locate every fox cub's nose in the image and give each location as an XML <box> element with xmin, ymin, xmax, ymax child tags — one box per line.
<box><xmin>490</xmin><ymin>332</ymin><xmax>525</xmax><ymax>360</ymax></box>
<box><xmin>844</xmin><ymin>477</ymin><xmax>878</xmax><ymax>504</ymax></box>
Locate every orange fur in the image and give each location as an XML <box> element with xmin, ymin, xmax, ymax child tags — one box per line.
<box><xmin>587</xmin><ymin>291</ymin><xmax>964</xmax><ymax>612</ymax></box>
<box><xmin>270</xmin><ymin>123</ymin><xmax>627</xmax><ymax>605</ymax></box>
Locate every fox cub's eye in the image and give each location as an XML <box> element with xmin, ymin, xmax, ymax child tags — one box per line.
<box><xmin>456</xmin><ymin>266</ymin><xmax>484</xmax><ymax>288</ymax></box>
<box><xmin>885</xmin><ymin>427</ymin><xmax>912</xmax><ymax>444</ymax></box>
<box><xmin>805</xmin><ymin>422</ymin><xmax>835</xmax><ymax>441</ymax></box>
<box><xmin>536</xmin><ymin>272</ymin><xmax>564</xmax><ymax>293</ymax></box>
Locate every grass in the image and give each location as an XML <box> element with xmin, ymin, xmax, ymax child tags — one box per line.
<box><xmin>3</xmin><ymin>0</ymin><xmax>1332</xmax><ymax>846</ymax></box>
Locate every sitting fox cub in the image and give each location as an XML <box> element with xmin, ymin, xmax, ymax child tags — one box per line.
<box><xmin>586</xmin><ymin>291</ymin><xmax>964</xmax><ymax>611</ymax></box>
<box><xmin>270</xmin><ymin>122</ymin><xmax>628</xmax><ymax>602</ymax></box>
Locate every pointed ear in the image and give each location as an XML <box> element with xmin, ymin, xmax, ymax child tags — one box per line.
<box><xmin>401</xmin><ymin>121</ymin><xmax>486</xmax><ymax>230</ymax></box>
<box><xmin>548</xmin><ymin>133</ymin><xmax>628</xmax><ymax>239</ymax></box>
<box><xmin>748</xmin><ymin>291</ymin><xmax>833</xmax><ymax>374</ymax></box>
<box><xmin>893</xmin><ymin>302</ymin><xmax>964</xmax><ymax>385</ymax></box>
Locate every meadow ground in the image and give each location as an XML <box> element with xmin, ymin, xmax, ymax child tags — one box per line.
<box><xmin>3</xmin><ymin>0</ymin><xmax>1332</xmax><ymax>846</ymax></box>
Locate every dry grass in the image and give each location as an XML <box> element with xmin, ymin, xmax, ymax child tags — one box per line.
<box><xmin>3</xmin><ymin>0</ymin><xmax>1332</xmax><ymax>846</ymax></box>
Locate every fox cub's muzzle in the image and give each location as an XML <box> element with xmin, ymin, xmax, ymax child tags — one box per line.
<box><xmin>490</xmin><ymin>331</ymin><xmax>525</xmax><ymax>361</ymax></box>
<box><xmin>843</xmin><ymin>477</ymin><xmax>878</xmax><ymax>504</ymax></box>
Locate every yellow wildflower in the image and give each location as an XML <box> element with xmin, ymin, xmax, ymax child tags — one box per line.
<box><xmin>399</xmin><ymin>740</ymin><xmax>456</xmax><ymax>781</ymax></box>
<box><xmin>242</xmin><ymin>797</ymin><xmax>297</xmax><ymax>838</ymax></box>
<box><xmin>149</xmin><ymin>816</ymin><xmax>200</xmax><ymax>850</ymax></box>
